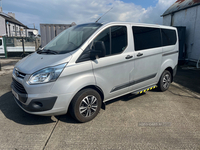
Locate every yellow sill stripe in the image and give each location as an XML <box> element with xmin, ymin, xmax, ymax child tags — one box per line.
<box><xmin>138</xmin><ymin>86</ymin><xmax>157</xmax><ymax>94</ymax></box>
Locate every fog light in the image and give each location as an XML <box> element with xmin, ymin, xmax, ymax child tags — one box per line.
<box><xmin>32</xmin><ymin>102</ymin><xmax>43</xmax><ymax>109</ymax></box>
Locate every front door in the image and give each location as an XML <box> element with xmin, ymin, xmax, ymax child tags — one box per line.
<box><xmin>91</xmin><ymin>25</ymin><xmax>134</xmax><ymax>101</ymax></box>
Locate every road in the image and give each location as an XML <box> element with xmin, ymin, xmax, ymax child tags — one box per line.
<box><xmin>0</xmin><ymin>73</ymin><xmax>200</xmax><ymax>150</ymax></box>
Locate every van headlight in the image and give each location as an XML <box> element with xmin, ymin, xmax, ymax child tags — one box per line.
<box><xmin>28</xmin><ymin>63</ymin><xmax>67</xmax><ymax>84</ymax></box>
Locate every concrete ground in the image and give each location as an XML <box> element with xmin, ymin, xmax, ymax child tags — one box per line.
<box><xmin>0</xmin><ymin>59</ymin><xmax>200</xmax><ymax>149</ymax></box>
<box><xmin>0</xmin><ymin>58</ymin><xmax>20</xmax><ymax>76</ymax></box>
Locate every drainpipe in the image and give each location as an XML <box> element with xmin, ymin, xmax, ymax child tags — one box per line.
<box><xmin>8</xmin><ymin>23</ymin><xmax>11</xmax><ymax>37</ymax></box>
<box><xmin>5</xmin><ymin>22</ymin><xmax>8</xmax><ymax>36</ymax></box>
<box><xmin>170</xmin><ymin>13</ymin><xmax>174</xmax><ymax>26</ymax></box>
<box><xmin>15</xmin><ymin>24</ymin><xmax>17</xmax><ymax>36</ymax></box>
<box><xmin>3</xmin><ymin>36</ymin><xmax>7</xmax><ymax>58</ymax></box>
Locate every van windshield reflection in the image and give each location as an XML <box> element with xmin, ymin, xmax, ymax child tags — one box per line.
<box><xmin>41</xmin><ymin>23</ymin><xmax>102</xmax><ymax>54</ymax></box>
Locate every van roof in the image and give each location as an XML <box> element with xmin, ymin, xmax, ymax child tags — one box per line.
<box><xmin>100</xmin><ymin>22</ymin><xmax>176</xmax><ymax>30</ymax></box>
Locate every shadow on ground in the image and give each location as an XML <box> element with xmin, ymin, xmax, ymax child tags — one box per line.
<box><xmin>174</xmin><ymin>66</ymin><xmax>200</xmax><ymax>94</ymax></box>
<box><xmin>0</xmin><ymin>91</ymin><xmax>55</xmax><ymax>125</ymax></box>
<box><xmin>58</xmin><ymin>93</ymin><xmax>146</xmax><ymax>124</ymax></box>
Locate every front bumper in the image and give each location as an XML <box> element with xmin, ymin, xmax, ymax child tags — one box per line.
<box><xmin>11</xmin><ymin>75</ymin><xmax>73</xmax><ymax>116</ymax></box>
<box><xmin>12</xmin><ymin>83</ymin><xmax>57</xmax><ymax>112</ymax></box>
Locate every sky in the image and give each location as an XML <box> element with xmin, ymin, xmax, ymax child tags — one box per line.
<box><xmin>1</xmin><ymin>0</ymin><xmax>177</xmax><ymax>33</ymax></box>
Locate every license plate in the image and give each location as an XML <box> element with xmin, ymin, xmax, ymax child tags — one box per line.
<box><xmin>12</xmin><ymin>89</ymin><xmax>19</xmax><ymax>100</ymax></box>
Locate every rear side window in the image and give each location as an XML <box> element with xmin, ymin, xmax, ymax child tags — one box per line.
<box><xmin>161</xmin><ymin>29</ymin><xmax>177</xmax><ymax>46</ymax></box>
<box><xmin>132</xmin><ymin>26</ymin><xmax>161</xmax><ymax>51</ymax></box>
<box><xmin>94</xmin><ymin>26</ymin><xmax>127</xmax><ymax>56</ymax></box>
<box><xmin>0</xmin><ymin>39</ymin><xmax>2</xmax><ymax>46</ymax></box>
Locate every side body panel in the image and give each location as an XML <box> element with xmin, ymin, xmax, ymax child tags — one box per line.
<box><xmin>90</xmin><ymin>24</ymin><xmax>135</xmax><ymax>100</ymax></box>
<box><xmin>159</xmin><ymin>27</ymin><xmax>179</xmax><ymax>78</ymax></box>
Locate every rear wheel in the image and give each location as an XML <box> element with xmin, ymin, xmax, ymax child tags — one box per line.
<box><xmin>157</xmin><ymin>70</ymin><xmax>171</xmax><ymax>92</ymax></box>
<box><xmin>69</xmin><ymin>88</ymin><xmax>102</xmax><ymax>123</ymax></box>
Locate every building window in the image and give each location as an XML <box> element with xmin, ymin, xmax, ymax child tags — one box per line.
<box><xmin>13</xmin><ymin>26</ymin><xmax>15</xmax><ymax>30</ymax></box>
<box><xmin>0</xmin><ymin>39</ymin><xmax>2</xmax><ymax>46</ymax></box>
<box><xmin>28</xmin><ymin>32</ymin><xmax>34</xmax><ymax>37</ymax></box>
<box><xmin>132</xmin><ymin>26</ymin><xmax>162</xmax><ymax>51</ymax></box>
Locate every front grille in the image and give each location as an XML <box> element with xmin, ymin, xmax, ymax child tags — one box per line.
<box><xmin>18</xmin><ymin>71</ymin><xmax>26</xmax><ymax>79</ymax></box>
<box><xmin>14</xmin><ymin>69</ymin><xmax>26</xmax><ymax>79</ymax></box>
<box><xmin>12</xmin><ymin>78</ymin><xmax>27</xmax><ymax>94</ymax></box>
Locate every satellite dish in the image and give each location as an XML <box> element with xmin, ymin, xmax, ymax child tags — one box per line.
<box><xmin>33</xmin><ymin>30</ymin><xmax>38</xmax><ymax>36</ymax></box>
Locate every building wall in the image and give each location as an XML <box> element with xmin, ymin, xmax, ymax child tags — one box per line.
<box><xmin>163</xmin><ymin>5</ymin><xmax>200</xmax><ymax>61</ymax></box>
<box><xmin>0</xmin><ymin>16</ymin><xmax>6</xmax><ymax>36</ymax></box>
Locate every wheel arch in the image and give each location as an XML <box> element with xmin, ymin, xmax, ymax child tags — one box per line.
<box><xmin>165</xmin><ymin>67</ymin><xmax>173</xmax><ymax>82</ymax></box>
<box><xmin>159</xmin><ymin>59</ymin><xmax>175</xmax><ymax>82</ymax></box>
<box><xmin>78</xmin><ymin>85</ymin><xmax>104</xmax><ymax>101</ymax></box>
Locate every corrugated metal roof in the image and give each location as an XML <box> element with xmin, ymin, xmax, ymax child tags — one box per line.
<box><xmin>162</xmin><ymin>0</ymin><xmax>200</xmax><ymax>16</ymax></box>
<box><xmin>0</xmin><ymin>12</ymin><xmax>28</xmax><ymax>28</ymax></box>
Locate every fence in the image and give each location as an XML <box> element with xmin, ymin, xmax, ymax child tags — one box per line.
<box><xmin>2</xmin><ymin>36</ymin><xmax>41</xmax><ymax>58</ymax></box>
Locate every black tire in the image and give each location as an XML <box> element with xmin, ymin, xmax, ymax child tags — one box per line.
<box><xmin>157</xmin><ymin>70</ymin><xmax>171</xmax><ymax>92</ymax></box>
<box><xmin>69</xmin><ymin>88</ymin><xmax>102</xmax><ymax>123</ymax></box>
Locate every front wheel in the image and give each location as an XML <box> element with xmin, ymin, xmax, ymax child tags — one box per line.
<box><xmin>69</xmin><ymin>88</ymin><xmax>102</xmax><ymax>123</ymax></box>
<box><xmin>157</xmin><ymin>70</ymin><xmax>171</xmax><ymax>92</ymax></box>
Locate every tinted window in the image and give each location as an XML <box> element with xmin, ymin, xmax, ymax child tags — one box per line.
<box><xmin>132</xmin><ymin>26</ymin><xmax>161</xmax><ymax>51</ymax></box>
<box><xmin>0</xmin><ymin>39</ymin><xmax>2</xmax><ymax>46</ymax></box>
<box><xmin>94</xmin><ymin>28</ymin><xmax>110</xmax><ymax>55</ymax></box>
<box><xmin>161</xmin><ymin>29</ymin><xmax>177</xmax><ymax>46</ymax></box>
<box><xmin>111</xmin><ymin>26</ymin><xmax>127</xmax><ymax>55</ymax></box>
<box><xmin>94</xmin><ymin>26</ymin><xmax>127</xmax><ymax>56</ymax></box>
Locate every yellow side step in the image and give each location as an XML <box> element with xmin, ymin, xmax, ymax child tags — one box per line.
<box><xmin>138</xmin><ymin>86</ymin><xmax>158</xmax><ymax>94</ymax></box>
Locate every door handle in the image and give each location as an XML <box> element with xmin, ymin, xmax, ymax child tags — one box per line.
<box><xmin>137</xmin><ymin>53</ymin><xmax>143</xmax><ymax>57</ymax></box>
<box><xmin>125</xmin><ymin>55</ymin><xmax>133</xmax><ymax>59</ymax></box>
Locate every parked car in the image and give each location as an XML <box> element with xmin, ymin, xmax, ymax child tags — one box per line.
<box><xmin>11</xmin><ymin>22</ymin><xmax>178</xmax><ymax>122</ymax></box>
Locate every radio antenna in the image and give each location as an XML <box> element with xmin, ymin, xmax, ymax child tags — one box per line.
<box><xmin>95</xmin><ymin>7</ymin><xmax>113</xmax><ymax>23</ymax></box>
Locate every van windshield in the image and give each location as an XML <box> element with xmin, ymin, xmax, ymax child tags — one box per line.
<box><xmin>42</xmin><ymin>23</ymin><xmax>102</xmax><ymax>54</ymax></box>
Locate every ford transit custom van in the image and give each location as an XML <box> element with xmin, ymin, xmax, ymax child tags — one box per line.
<box><xmin>11</xmin><ymin>22</ymin><xmax>178</xmax><ymax>122</ymax></box>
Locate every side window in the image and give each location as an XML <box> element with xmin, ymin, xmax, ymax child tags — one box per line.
<box><xmin>93</xmin><ymin>26</ymin><xmax>127</xmax><ymax>56</ymax></box>
<box><xmin>94</xmin><ymin>28</ymin><xmax>110</xmax><ymax>55</ymax></box>
<box><xmin>161</xmin><ymin>29</ymin><xmax>177</xmax><ymax>46</ymax></box>
<box><xmin>132</xmin><ymin>26</ymin><xmax>161</xmax><ymax>51</ymax></box>
<box><xmin>0</xmin><ymin>39</ymin><xmax>2</xmax><ymax>46</ymax></box>
<box><xmin>111</xmin><ymin>26</ymin><xmax>127</xmax><ymax>55</ymax></box>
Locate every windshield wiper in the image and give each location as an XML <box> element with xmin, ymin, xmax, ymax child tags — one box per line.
<box><xmin>38</xmin><ymin>49</ymin><xmax>58</xmax><ymax>55</ymax></box>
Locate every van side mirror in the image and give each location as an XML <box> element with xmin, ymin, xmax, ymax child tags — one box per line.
<box><xmin>76</xmin><ymin>41</ymin><xmax>106</xmax><ymax>63</ymax></box>
<box><xmin>90</xmin><ymin>41</ymin><xmax>106</xmax><ymax>60</ymax></box>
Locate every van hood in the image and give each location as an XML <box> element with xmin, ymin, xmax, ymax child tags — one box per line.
<box><xmin>15</xmin><ymin>52</ymin><xmax>72</xmax><ymax>74</ymax></box>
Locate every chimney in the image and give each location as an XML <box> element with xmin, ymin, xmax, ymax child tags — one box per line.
<box><xmin>8</xmin><ymin>12</ymin><xmax>15</xmax><ymax>18</ymax></box>
<box><xmin>0</xmin><ymin>7</ymin><xmax>2</xmax><ymax>13</ymax></box>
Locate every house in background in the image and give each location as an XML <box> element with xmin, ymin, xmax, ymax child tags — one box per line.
<box><xmin>0</xmin><ymin>6</ymin><xmax>40</xmax><ymax>58</ymax></box>
<box><xmin>162</xmin><ymin>0</ymin><xmax>200</xmax><ymax>63</ymax></box>
<box><xmin>0</xmin><ymin>7</ymin><xmax>38</xmax><ymax>37</ymax></box>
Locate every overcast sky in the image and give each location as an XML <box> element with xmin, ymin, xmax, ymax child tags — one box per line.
<box><xmin>2</xmin><ymin>0</ymin><xmax>176</xmax><ymax>32</ymax></box>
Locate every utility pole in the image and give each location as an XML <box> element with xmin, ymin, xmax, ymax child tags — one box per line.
<box><xmin>0</xmin><ymin>0</ymin><xmax>2</xmax><ymax>13</ymax></box>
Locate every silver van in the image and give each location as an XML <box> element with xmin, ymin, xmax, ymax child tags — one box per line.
<box><xmin>11</xmin><ymin>22</ymin><xmax>178</xmax><ymax>122</ymax></box>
